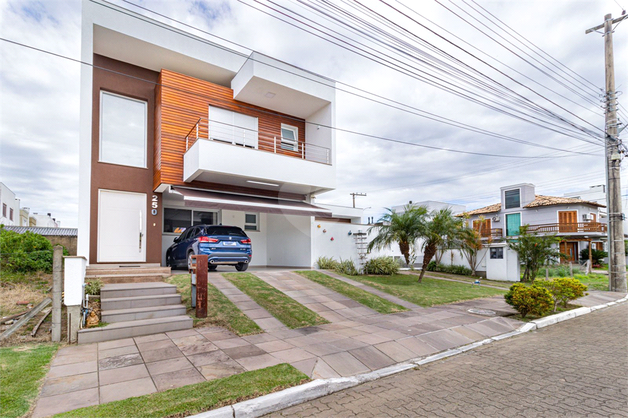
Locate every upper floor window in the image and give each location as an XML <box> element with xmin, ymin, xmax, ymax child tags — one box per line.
<box><xmin>100</xmin><ymin>92</ymin><xmax>147</xmax><ymax>168</ymax></box>
<box><xmin>280</xmin><ymin>124</ymin><xmax>298</xmax><ymax>151</ymax></box>
<box><xmin>2</xmin><ymin>203</ymin><xmax>6</xmax><ymax>218</ymax></box>
<box><xmin>208</xmin><ymin>106</ymin><xmax>258</xmax><ymax>148</ymax></box>
<box><xmin>9</xmin><ymin>208</ymin><xmax>13</xmax><ymax>221</ymax></box>
<box><xmin>504</xmin><ymin>189</ymin><xmax>520</xmax><ymax>209</ymax></box>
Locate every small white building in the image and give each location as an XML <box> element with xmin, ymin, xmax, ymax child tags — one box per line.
<box><xmin>0</xmin><ymin>182</ymin><xmax>20</xmax><ymax>226</ymax></box>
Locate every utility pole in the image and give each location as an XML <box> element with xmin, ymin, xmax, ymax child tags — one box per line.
<box><xmin>586</xmin><ymin>13</ymin><xmax>628</xmax><ymax>292</ymax></box>
<box><xmin>350</xmin><ymin>192</ymin><xmax>367</xmax><ymax>208</ymax></box>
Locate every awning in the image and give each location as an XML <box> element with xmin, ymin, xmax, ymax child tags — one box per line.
<box><xmin>171</xmin><ymin>187</ymin><xmax>332</xmax><ymax>218</ymax></box>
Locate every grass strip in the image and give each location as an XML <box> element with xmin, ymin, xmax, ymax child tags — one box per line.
<box><xmin>224</xmin><ymin>273</ymin><xmax>329</xmax><ymax>329</ymax></box>
<box><xmin>0</xmin><ymin>343</ymin><xmax>58</xmax><ymax>418</ymax></box>
<box><xmin>345</xmin><ymin>274</ymin><xmax>506</xmax><ymax>307</ymax></box>
<box><xmin>55</xmin><ymin>363</ymin><xmax>308</xmax><ymax>418</ymax></box>
<box><xmin>296</xmin><ymin>270</ymin><xmax>408</xmax><ymax>314</ymax></box>
<box><xmin>167</xmin><ymin>274</ymin><xmax>262</xmax><ymax>336</ymax></box>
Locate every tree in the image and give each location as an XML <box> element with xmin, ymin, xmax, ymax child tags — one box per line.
<box><xmin>458</xmin><ymin>227</ymin><xmax>486</xmax><ymax>276</ymax></box>
<box><xmin>507</xmin><ymin>225</ymin><xmax>563</xmax><ymax>283</ymax></box>
<box><xmin>368</xmin><ymin>205</ymin><xmax>428</xmax><ymax>267</ymax></box>
<box><xmin>417</xmin><ymin>209</ymin><xmax>464</xmax><ymax>283</ymax></box>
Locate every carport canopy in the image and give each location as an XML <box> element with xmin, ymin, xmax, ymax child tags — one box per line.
<box><xmin>171</xmin><ymin>187</ymin><xmax>332</xmax><ymax>218</ymax></box>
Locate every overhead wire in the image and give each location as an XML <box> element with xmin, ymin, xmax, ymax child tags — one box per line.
<box><xmin>101</xmin><ymin>0</ymin><xmax>606</xmax><ymax>153</ymax></box>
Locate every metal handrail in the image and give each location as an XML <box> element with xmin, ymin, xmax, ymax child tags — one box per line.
<box><xmin>184</xmin><ymin>118</ymin><xmax>331</xmax><ymax>165</ymax></box>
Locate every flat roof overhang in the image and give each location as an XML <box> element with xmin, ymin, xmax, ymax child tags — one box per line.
<box><xmin>172</xmin><ymin>187</ymin><xmax>332</xmax><ymax>218</ymax></box>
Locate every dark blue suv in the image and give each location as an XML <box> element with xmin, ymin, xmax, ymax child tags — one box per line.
<box><xmin>166</xmin><ymin>225</ymin><xmax>252</xmax><ymax>271</ymax></box>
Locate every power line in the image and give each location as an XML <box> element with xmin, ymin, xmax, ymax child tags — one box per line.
<box><xmin>239</xmin><ymin>0</ymin><xmax>605</xmax><ymax>145</ymax></box>
<box><xmin>100</xmin><ymin>0</ymin><xmax>606</xmax><ymax>152</ymax></box>
<box><xmin>0</xmin><ymin>36</ymin><xmax>577</xmax><ymax>160</ymax></box>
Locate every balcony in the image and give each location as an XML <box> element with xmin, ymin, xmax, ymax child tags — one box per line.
<box><xmin>183</xmin><ymin>118</ymin><xmax>335</xmax><ymax>195</ymax></box>
<box><xmin>478</xmin><ymin>228</ymin><xmax>503</xmax><ymax>240</ymax></box>
<box><xmin>525</xmin><ymin>222</ymin><xmax>607</xmax><ymax>235</ymax></box>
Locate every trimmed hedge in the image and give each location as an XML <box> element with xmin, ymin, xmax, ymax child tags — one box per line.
<box><xmin>426</xmin><ymin>261</ymin><xmax>473</xmax><ymax>276</ymax></box>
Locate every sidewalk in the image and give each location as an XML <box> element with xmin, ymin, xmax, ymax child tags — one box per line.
<box><xmin>33</xmin><ymin>270</ymin><xmax>624</xmax><ymax>417</ymax></box>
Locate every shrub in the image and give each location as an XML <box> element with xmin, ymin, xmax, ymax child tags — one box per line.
<box><xmin>85</xmin><ymin>279</ymin><xmax>103</xmax><ymax>296</ymax></box>
<box><xmin>426</xmin><ymin>261</ymin><xmax>473</xmax><ymax>276</ymax></box>
<box><xmin>536</xmin><ymin>277</ymin><xmax>588</xmax><ymax>312</ymax></box>
<box><xmin>0</xmin><ymin>227</ymin><xmax>61</xmax><ymax>273</ymax></box>
<box><xmin>336</xmin><ymin>258</ymin><xmax>359</xmax><ymax>276</ymax></box>
<box><xmin>363</xmin><ymin>256</ymin><xmax>400</xmax><ymax>275</ymax></box>
<box><xmin>504</xmin><ymin>283</ymin><xmax>553</xmax><ymax>318</ymax></box>
<box><xmin>316</xmin><ymin>256</ymin><xmax>340</xmax><ymax>270</ymax></box>
<box><xmin>579</xmin><ymin>249</ymin><xmax>608</xmax><ymax>265</ymax></box>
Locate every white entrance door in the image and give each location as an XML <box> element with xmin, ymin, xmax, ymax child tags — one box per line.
<box><xmin>98</xmin><ymin>190</ymin><xmax>146</xmax><ymax>263</ymax></box>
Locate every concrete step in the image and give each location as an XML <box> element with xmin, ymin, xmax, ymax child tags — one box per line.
<box><xmin>101</xmin><ymin>304</ymin><xmax>187</xmax><ymax>323</ymax></box>
<box><xmin>101</xmin><ymin>282</ymin><xmax>177</xmax><ymax>299</ymax></box>
<box><xmin>86</xmin><ymin>267</ymin><xmax>171</xmax><ymax>276</ymax></box>
<box><xmin>87</xmin><ymin>274</ymin><xmax>170</xmax><ymax>284</ymax></box>
<box><xmin>78</xmin><ymin>315</ymin><xmax>193</xmax><ymax>344</ymax></box>
<box><xmin>101</xmin><ymin>294</ymin><xmax>182</xmax><ymax>311</ymax></box>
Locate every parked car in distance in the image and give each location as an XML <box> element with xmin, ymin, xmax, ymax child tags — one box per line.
<box><xmin>166</xmin><ymin>225</ymin><xmax>252</xmax><ymax>271</ymax></box>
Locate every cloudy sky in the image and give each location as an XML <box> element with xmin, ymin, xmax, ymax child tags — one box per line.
<box><xmin>1</xmin><ymin>0</ymin><xmax>627</xmax><ymax>227</ymax></box>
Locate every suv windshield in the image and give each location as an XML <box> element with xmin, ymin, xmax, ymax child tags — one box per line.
<box><xmin>204</xmin><ymin>227</ymin><xmax>247</xmax><ymax>237</ymax></box>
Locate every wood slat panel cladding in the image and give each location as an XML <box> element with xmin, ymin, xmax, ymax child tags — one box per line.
<box><xmin>154</xmin><ymin>69</ymin><xmax>306</xmax><ymax>192</ymax></box>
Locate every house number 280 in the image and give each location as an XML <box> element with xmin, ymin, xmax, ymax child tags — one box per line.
<box><xmin>151</xmin><ymin>195</ymin><xmax>158</xmax><ymax>216</ymax></box>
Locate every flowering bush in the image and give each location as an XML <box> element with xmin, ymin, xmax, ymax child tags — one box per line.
<box><xmin>535</xmin><ymin>277</ymin><xmax>587</xmax><ymax>312</ymax></box>
<box><xmin>504</xmin><ymin>283</ymin><xmax>553</xmax><ymax>318</ymax></box>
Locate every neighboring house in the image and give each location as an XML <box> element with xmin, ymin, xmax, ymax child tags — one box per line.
<box><xmin>459</xmin><ymin>183</ymin><xmax>606</xmax><ymax>263</ymax></box>
<box><xmin>564</xmin><ymin>184</ymin><xmax>628</xmax><ymax>236</ymax></box>
<box><xmin>0</xmin><ymin>182</ymin><xmax>20</xmax><ymax>226</ymax></box>
<box><xmin>79</xmin><ymin>0</ymin><xmax>343</xmax><ymax>268</ymax></box>
<box><xmin>30</xmin><ymin>212</ymin><xmax>60</xmax><ymax>228</ymax></box>
<box><xmin>2</xmin><ymin>226</ymin><xmax>78</xmax><ymax>255</ymax></box>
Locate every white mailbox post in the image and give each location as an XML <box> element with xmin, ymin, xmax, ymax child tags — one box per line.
<box><xmin>64</xmin><ymin>256</ymin><xmax>87</xmax><ymax>343</ymax></box>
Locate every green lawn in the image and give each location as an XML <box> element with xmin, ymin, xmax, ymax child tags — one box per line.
<box><xmin>573</xmin><ymin>273</ymin><xmax>609</xmax><ymax>291</ymax></box>
<box><xmin>223</xmin><ymin>273</ymin><xmax>329</xmax><ymax>329</ymax></box>
<box><xmin>55</xmin><ymin>364</ymin><xmax>307</xmax><ymax>418</ymax></box>
<box><xmin>421</xmin><ymin>271</ymin><xmax>514</xmax><ymax>289</ymax></box>
<box><xmin>344</xmin><ymin>274</ymin><xmax>506</xmax><ymax>307</ymax></box>
<box><xmin>167</xmin><ymin>274</ymin><xmax>262</xmax><ymax>336</ymax></box>
<box><xmin>0</xmin><ymin>343</ymin><xmax>58</xmax><ymax>418</ymax></box>
<box><xmin>296</xmin><ymin>271</ymin><xmax>408</xmax><ymax>314</ymax></box>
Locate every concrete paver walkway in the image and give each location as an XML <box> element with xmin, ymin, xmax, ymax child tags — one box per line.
<box><xmin>269</xmin><ymin>302</ymin><xmax>628</xmax><ymax>418</ymax></box>
<box><xmin>35</xmin><ymin>270</ymin><xmax>624</xmax><ymax>417</ymax></box>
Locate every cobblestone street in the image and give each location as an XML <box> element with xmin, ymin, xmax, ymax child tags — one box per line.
<box><xmin>269</xmin><ymin>303</ymin><xmax>628</xmax><ymax>418</ymax></box>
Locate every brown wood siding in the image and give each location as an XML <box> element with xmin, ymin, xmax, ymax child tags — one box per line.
<box><xmin>154</xmin><ymin>70</ymin><xmax>306</xmax><ymax>197</ymax></box>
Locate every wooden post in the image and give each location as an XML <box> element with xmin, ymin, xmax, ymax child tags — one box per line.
<box><xmin>589</xmin><ymin>240</ymin><xmax>593</xmax><ymax>270</ymax></box>
<box><xmin>195</xmin><ymin>255</ymin><xmax>208</xmax><ymax>318</ymax></box>
<box><xmin>51</xmin><ymin>246</ymin><xmax>63</xmax><ymax>342</ymax></box>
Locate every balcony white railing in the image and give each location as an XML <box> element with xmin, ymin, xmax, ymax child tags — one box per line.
<box><xmin>184</xmin><ymin>118</ymin><xmax>331</xmax><ymax>165</ymax></box>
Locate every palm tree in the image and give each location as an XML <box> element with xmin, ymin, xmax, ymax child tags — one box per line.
<box><xmin>367</xmin><ymin>205</ymin><xmax>428</xmax><ymax>267</ymax></box>
<box><xmin>417</xmin><ymin>208</ymin><xmax>465</xmax><ymax>283</ymax></box>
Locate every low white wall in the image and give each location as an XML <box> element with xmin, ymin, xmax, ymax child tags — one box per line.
<box><xmin>312</xmin><ymin>221</ymin><xmax>364</xmax><ymax>265</ymax></box>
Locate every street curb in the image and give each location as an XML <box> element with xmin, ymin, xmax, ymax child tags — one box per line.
<box><xmin>188</xmin><ymin>294</ymin><xmax>627</xmax><ymax>418</ymax></box>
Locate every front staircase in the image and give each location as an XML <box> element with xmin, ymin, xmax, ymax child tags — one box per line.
<box><xmin>78</xmin><ymin>281</ymin><xmax>192</xmax><ymax>344</ymax></box>
<box><xmin>85</xmin><ymin>263</ymin><xmax>172</xmax><ymax>284</ymax></box>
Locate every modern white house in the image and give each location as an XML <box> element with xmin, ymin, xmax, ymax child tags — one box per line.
<box><xmin>78</xmin><ymin>0</ymin><xmax>379</xmax><ymax>269</ymax></box>
<box><xmin>0</xmin><ymin>182</ymin><xmax>20</xmax><ymax>226</ymax></box>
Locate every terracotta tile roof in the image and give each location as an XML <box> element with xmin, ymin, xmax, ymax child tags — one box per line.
<box><xmin>524</xmin><ymin>195</ymin><xmax>605</xmax><ymax>208</ymax></box>
<box><xmin>456</xmin><ymin>203</ymin><xmax>501</xmax><ymax>216</ymax></box>
<box><xmin>457</xmin><ymin>194</ymin><xmax>604</xmax><ymax>217</ymax></box>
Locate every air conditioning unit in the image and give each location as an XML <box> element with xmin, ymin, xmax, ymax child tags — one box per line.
<box><xmin>491</xmin><ymin>216</ymin><xmax>500</xmax><ymax>222</ymax></box>
<box><xmin>582</xmin><ymin>214</ymin><xmax>591</xmax><ymax>221</ymax></box>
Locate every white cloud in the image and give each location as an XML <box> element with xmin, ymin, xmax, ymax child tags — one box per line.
<box><xmin>0</xmin><ymin>0</ymin><xmax>625</xmax><ymax>227</ymax></box>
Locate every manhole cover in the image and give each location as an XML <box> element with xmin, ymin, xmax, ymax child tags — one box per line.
<box><xmin>468</xmin><ymin>308</ymin><xmax>496</xmax><ymax>316</ymax></box>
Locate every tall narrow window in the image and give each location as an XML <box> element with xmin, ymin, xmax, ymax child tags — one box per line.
<box><xmin>506</xmin><ymin>213</ymin><xmax>521</xmax><ymax>236</ymax></box>
<box><xmin>100</xmin><ymin>92</ymin><xmax>147</xmax><ymax>168</ymax></box>
<box><xmin>504</xmin><ymin>189</ymin><xmax>520</xmax><ymax>209</ymax></box>
<box><xmin>9</xmin><ymin>208</ymin><xmax>13</xmax><ymax>221</ymax></box>
<box><xmin>280</xmin><ymin>124</ymin><xmax>298</xmax><ymax>151</ymax></box>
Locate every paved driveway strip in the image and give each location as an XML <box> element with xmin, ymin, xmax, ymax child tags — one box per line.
<box><xmin>33</xmin><ymin>271</ymin><xmax>529</xmax><ymax>417</ymax></box>
<box><xmin>269</xmin><ymin>302</ymin><xmax>628</xmax><ymax>418</ymax></box>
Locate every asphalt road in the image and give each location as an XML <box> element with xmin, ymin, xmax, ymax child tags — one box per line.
<box><xmin>269</xmin><ymin>303</ymin><xmax>628</xmax><ymax>418</ymax></box>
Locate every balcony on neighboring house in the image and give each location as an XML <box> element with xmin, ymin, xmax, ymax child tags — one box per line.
<box><xmin>526</xmin><ymin>222</ymin><xmax>607</xmax><ymax>235</ymax></box>
<box><xmin>477</xmin><ymin>228</ymin><xmax>503</xmax><ymax>240</ymax></box>
<box><xmin>183</xmin><ymin>118</ymin><xmax>335</xmax><ymax>196</ymax></box>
